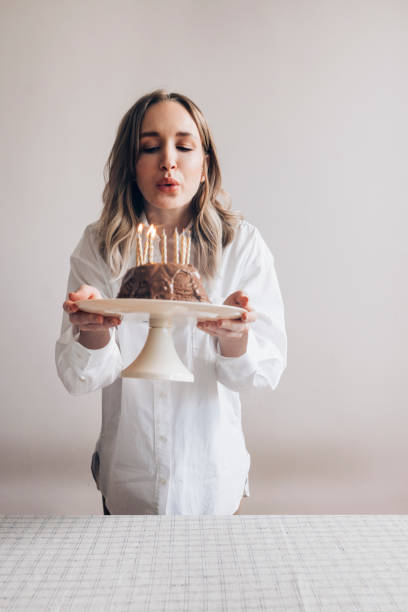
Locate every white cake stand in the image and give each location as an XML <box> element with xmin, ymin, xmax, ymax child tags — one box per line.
<box><xmin>76</xmin><ymin>298</ymin><xmax>245</xmax><ymax>382</ymax></box>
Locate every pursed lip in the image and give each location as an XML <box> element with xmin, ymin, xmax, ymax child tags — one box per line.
<box><xmin>157</xmin><ymin>178</ymin><xmax>180</xmax><ymax>186</ymax></box>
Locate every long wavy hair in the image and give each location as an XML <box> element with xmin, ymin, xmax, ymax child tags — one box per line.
<box><xmin>97</xmin><ymin>89</ymin><xmax>242</xmax><ymax>279</ymax></box>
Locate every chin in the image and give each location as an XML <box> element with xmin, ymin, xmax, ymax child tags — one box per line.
<box><xmin>146</xmin><ymin>198</ymin><xmax>192</xmax><ymax>211</ymax></box>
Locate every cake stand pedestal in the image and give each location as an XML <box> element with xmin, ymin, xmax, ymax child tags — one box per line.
<box><xmin>76</xmin><ymin>298</ymin><xmax>245</xmax><ymax>382</ymax></box>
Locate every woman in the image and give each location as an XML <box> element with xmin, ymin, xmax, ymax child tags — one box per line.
<box><xmin>56</xmin><ymin>89</ymin><xmax>287</xmax><ymax>515</ymax></box>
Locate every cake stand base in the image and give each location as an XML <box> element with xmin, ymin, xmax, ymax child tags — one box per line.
<box><xmin>121</xmin><ymin>317</ymin><xmax>194</xmax><ymax>382</ymax></box>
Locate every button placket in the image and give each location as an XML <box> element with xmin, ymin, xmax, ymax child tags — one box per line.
<box><xmin>153</xmin><ymin>382</ymin><xmax>171</xmax><ymax>512</ymax></box>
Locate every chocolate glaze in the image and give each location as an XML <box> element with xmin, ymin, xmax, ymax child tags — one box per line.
<box><xmin>117</xmin><ymin>263</ymin><xmax>210</xmax><ymax>302</ymax></box>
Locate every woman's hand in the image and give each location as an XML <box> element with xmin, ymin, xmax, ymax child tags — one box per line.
<box><xmin>197</xmin><ymin>291</ymin><xmax>257</xmax><ymax>357</ymax></box>
<box><xmin>63</xmin><ymin>284</ymin><xmax>121</xmax><ymax>349</ymax></box>
<box><xmin>63</xmin><ymin>284</ymin><xmax>121</xmax><ymax>331</ymax></box>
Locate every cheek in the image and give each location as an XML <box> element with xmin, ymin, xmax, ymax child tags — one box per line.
<box><xmin>135</xmin><ymin>159</ymin><xmax>153</xmax><ymax>189</ymax></box>
<box><xmin>135</xmin><ymin>158</ymin><xmax>150</xmax><ymax>175</ymax></box>
<box><xmin>183</xmin><ymin>156</ymin><xmax>204</xmax><ymax>182</ymax></box>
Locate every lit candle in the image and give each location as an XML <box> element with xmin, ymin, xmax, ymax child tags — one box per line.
<box><xmin>186</xmin><ymin>230</ymin><xmax>191</xmax><ymax>265</ymax></box>
<box><xmin>148</xmin><ymin>226</ymin><xmax>156</xmax><ymax>263</ymax></box>
<box><xmin>184</xmin><ymin>231</ymin><xmax>188</xmax><ymax>264</ymax></box>
<box><xmin>174</xmin><ymin>227</ymin><xmax>179</xmax><ymax>263</ymax></box>
<box><xmin>137</xmin><ymin>223</ymin><xmax>143</xmax><ymax>266</ymax></box>
<box><xmin>180</xmin><ymin>230</ymin><xmax>186</xmax><ymax>264</ymax></box>
<box><xmin>162</xmin><ymin>229</ymin><xmax>167</xmax><ymax>264</ymax></box>
<box><xmin>143</xmin><ymin>225</ymin><xmax>151</xmax><ymax>264</ymax></box>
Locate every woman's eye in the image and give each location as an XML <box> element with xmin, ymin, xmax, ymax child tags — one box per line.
<box><xmin>141</xmin><ymin>146</ymin><xmax>193</xmax><ymax>153</ymax></box>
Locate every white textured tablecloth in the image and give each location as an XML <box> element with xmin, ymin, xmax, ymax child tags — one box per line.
<box><xmin>1</xmin><ymin>515</ymin><xmax>408</xmax><ymax>611</ymax></box>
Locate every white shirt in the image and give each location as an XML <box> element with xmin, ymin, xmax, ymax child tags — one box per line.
<box><xmin>55</xmin><ymin>218</ymin><xmax>287</xmax><ymax>515</ymax></box>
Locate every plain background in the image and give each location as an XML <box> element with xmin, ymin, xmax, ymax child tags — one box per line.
<box><xmin>0</xmin><ymin>0</ymin><xmax>406</xmax><ymax>514</ymax></box>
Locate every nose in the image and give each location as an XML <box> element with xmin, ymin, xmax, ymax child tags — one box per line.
<box><xmin>160</xmin><ymin>145</ymin><xmax>177</xmax><ymax>171</ymax></box>
<box><xmin>160</xmin><ymin>158</ymin><xmax>177</xmax><ymax>171</ymax></box>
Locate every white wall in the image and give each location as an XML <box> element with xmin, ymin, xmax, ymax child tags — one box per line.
<box><xmin>0</xmin><ymin>0</ymin><xmax>407</xmax><ymax>514</ymax></box>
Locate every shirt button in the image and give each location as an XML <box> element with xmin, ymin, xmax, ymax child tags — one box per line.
<box><xmin>159</xmin><ymin>478</ymin><xmax>167</xmax><ymax>486</ymax></box>
<box><xmin>79</xmin><ymin>376</ymin><xmax>86</xmax><ymax>382</ymax></box>
<box><xmin>159</xmin><ymin>435</ymin><xmax>167</xmax><ymax>443</ymax></box>
<box><xmin>159</xmin><ymin>391</ymin><xmax>167</xmax><ymax>399</ymax></box>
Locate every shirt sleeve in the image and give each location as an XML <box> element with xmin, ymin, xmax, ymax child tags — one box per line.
<box><xmin>214</xmin><ymin>224</ymin><xmax>287</xmax><ymax>392</ymax></box>
<box><xmin>55</xmin><ymin>224</ymin><xmax>123</xmax><ymax>396</ymax></box>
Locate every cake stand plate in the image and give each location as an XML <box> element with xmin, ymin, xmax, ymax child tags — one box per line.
<box><xmin>76</xmin><ymin>299</ymin><xmax>245</xmax><ymax>382</ymax></box>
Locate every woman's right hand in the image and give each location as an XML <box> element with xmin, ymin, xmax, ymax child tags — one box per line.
<box><xmin>62</xmin><ymin>284</ymin><xmax>122</xmax><ymax>332</ymax></box>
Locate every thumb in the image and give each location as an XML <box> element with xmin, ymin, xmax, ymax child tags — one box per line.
<box><xmin>69</xmin><ymin>284</ymin><xmax>101</xmax><ymax>301</ymax></box>
<box><xmin>234</xmin><ymin>291</ymin><xmax>249</xmax><ymax>306</ymax></box>
<box><xmin>223</xmin><ymin>290</ymin><xmax>249</xmax><ymax>307</ymax></box>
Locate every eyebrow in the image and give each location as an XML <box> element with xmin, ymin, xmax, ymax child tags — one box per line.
<box><xmin>140</xmin><ymin>131</ymin><xmax>197</xmax><ymax>139</ymax></box>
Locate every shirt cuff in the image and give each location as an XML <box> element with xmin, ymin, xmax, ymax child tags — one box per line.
<box><xmin>71</xmin><ymin>327</ymin><xmax>117</xmax><ymax>373</ymax></box>
<box><xmin>214</xmin><ymin>330</ymin><xmax>259</xmax><ymax>390</ymax></box>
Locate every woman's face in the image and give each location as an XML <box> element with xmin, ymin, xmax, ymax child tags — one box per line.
<box><xmin>135</xmin><ymin>101</ymin><xmax>207</xmax><ymax>212</ymax></box>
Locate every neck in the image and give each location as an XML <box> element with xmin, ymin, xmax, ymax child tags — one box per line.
<box><xmin>143</xmin><ymin>202</ymin><xmax>193</xmax><ymax>233</ymax></box>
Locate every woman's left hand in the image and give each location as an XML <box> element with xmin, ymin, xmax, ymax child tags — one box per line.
<box><xmin>197</xmin><ymin>291</ymin><xmax>257</xmax><ymax>357</ymax></box>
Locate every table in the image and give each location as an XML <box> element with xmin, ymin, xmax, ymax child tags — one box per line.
<box><xmin>1</xmin><ymin>515</ymin><xmax>408</xmax><ymax>611</ymax></box>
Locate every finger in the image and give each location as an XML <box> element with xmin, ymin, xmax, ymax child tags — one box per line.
<box><xmin>206</xmin><ymin>328</ymin><xmax>243</xmax><ymax>339</ymax></box>
<box><xmin>197</xmin><ymin>320</ymin><xmax>219</xmax><ymax>330</ymax></box>
<box><xmin>78</xmin><ymin>322</ymin><xmax>121</xmax><ymax>331</ymax></box>
<box><xmin>70</xmin><ymin>314</ymin><xmax>121</xmax><ymax>328</ymax></box>
<box><xmin>63</xmin><ymin>300</ymin><xmax>79</xmax><ymax>314</ymax></box>
<box><xmin>241</xmin><ymin>311</ymin><xmax>257</xmax><ymax>323</ymax></box>
<box><xmin>197</xmin><ymin>325</ymin><xmax>243</xmax><ymax>339</ymax></box>
<box><xmin>77</xmin><ymin>324</ymin><xmax>111</xmax><ymax>332</ymax></box>
<box><xmin>198</xmin><ymin>320</ymin><xmax>247</xmax><ymax>335</ymax></box>
<box><xmin>69</xmin><ymin>312</ymin><xmax>105</xmax><ymax>326</ymax></box>
<box><xmin>217</xmin><ymin>320</ymin><xmax>248</xmax><ymax>333</ymax></box>
<box><xmin>104</xmin><ymin>316</ymin><xmax>122</xmax><ymax>326</ymax></box>
<box><xmin>70</xmin><ymin>313</ymin><xmax>102</xmax><ymax>326</ymax></box>
<box><xmin>198</xmin><ymin>319</ymin><xmax>246</xmax><ymax>330</ymax></box>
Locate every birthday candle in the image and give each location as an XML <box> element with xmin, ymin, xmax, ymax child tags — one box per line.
<box><xmin>149</xmin><ymin>226</ymin><xmax>156</xmax><ymax>263</ymax></box>
<box><xmin>137</xmin><ymin>223</ymin><xmax>143</xmax><ymax>266</ymax></box>
<box><xmin>180</xmin><ymin>230</ymin><xmax>186</xmax><ymax>264</ymax></box>
<box><xmin>162</xmin><ymin>229</ymin><xmax>167</xmax><ymax>263</ymax></box>
<box><xmin>143</xmin><ymin>226</ymin><xmax>151</xmax><ymax>264</ymax></box>
<box><xmin>186</xmin><ymin>231</ymin><xmax>191</xmax><ymax>265</ymax></box>
<box><xmin>174</xmin><ymin>227</ymin><xmax>179</xmax><ymax>263</ymax></box>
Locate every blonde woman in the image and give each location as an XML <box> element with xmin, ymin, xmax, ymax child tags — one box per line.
<box><xmin>56</xmin><ymin>89</ymin><xmax>287</xmax><ymax>515</ymax></box>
